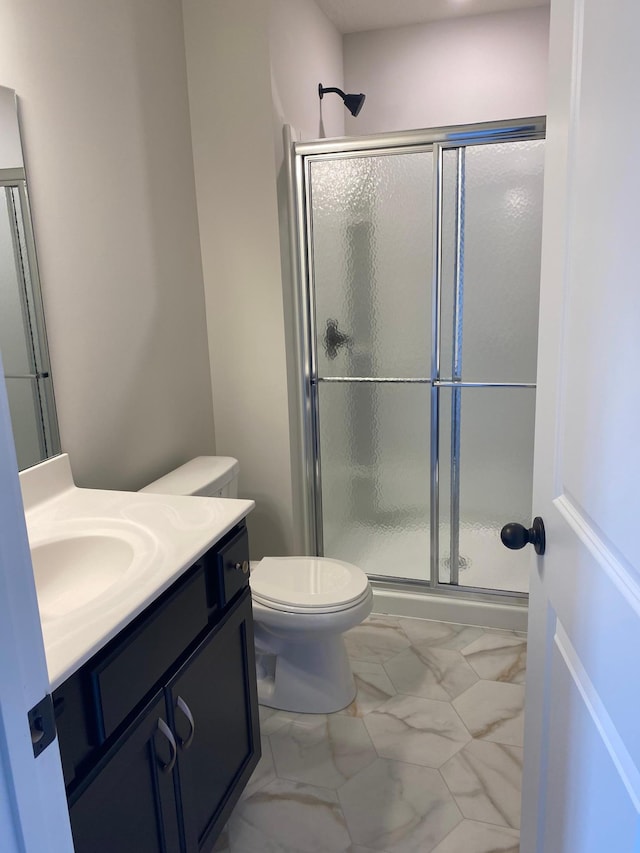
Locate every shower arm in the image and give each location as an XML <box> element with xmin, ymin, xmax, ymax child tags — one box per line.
<box><xmin>318</xmin><ymin>83</ymin><xmax>366</xmax><ymax>117</ymax></box>
<box><xmin>318</xmin><ymin>85</ymin><xmax>346</xmax><ymax>99</ymax></box>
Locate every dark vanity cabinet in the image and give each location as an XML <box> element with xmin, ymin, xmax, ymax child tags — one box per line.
<box><xmin>68</xmin><ymin>690</ymin><xmax>181</xmax><ymax>853</ymax></box>
<box><xmin>53</xmin><ymin>522</ymin><xmax>260</xmax><ymax>853</ymax></box>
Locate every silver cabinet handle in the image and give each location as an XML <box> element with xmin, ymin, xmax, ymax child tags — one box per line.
<box><xmin>156</xmin><ymin>718</ymin><xmax>177</xmax><ymax>774</ymax></box>
<box><xmin>175</xmin><ymin>696</ymin><xmax>195</xmax><ymax>750</ymax></box>
<box><xmin>234</xmin><ymin>560</ymin><xmax>249</xmax><ymax>574</ymax></box>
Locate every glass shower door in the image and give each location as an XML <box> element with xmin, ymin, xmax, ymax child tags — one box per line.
<box><xmin>308</xmin><ymin>151</ymin><xmax>434</xmax><ymax>580</ymax></box>
<box><xmin>438</xmin><ymin>139</ymin><xmax>545</xmax><ymax>592</ymax></box>
<box><xmin>298</xmin><ymin>119</ymin><xmax>545</xmax><ymax>598</ymax></box>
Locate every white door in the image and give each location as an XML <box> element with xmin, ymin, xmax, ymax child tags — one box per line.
<box><xmin>0</xmin><ymin>355</ymin><xmax>73</xmax><ymax>850</ymax></box>
<box><xmin>520</xmin><ymin>0</ymin><xmax>640</xmax><ymax>850</ymax></box>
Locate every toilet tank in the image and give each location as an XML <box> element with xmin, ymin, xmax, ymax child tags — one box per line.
<box><xmin>140</xmin><ymin>456</ymin><xmax>239</xmax><ymax>498</ymax></box>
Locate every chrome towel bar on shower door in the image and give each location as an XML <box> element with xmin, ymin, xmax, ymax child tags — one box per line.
<box><xmin>313</xmin><ymin>377</ymin><xmax>536</xmax><ymax>388</ymax></box>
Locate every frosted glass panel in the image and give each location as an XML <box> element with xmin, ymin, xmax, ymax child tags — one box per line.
<box><xmin>1</xmin><ymin>181</ymin><xmax>59</xmax><ymax>467</ymax></box>
<box><xmin>6</xmin><ymin>378</ymin><xmax>45</xmax><ymax>470</ymax></box>
<box><xmin>318</xmin><ymin>382</ymin><xmax>430</xmax><ymax>580</ymax></box>
<box><xmin>0</xmin><ymin>188</ymin><xmax>34</xmax><ymax>375</ymax></box>
<box><xmin>439</xmin><ymin>387</ymin><xmax>536</xmax><ymax>592</ymax></box>
<box><xmin>310</xmin><ymin>152</ymin><xmax>433</xmax><ymax>378</ymax></box>
<box><xmin>441</xmin><ymin>140</ymin><xmax>545</xmax><ymax>383</ymax></box>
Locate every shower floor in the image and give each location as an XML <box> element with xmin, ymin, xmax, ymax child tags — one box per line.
<box><xmin>325</xmin><ymin>523</ymin><xmax>529</xmax><ymax>594</ymax></box>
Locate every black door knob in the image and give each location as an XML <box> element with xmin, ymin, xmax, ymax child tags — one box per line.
<box><xmin>500</xmin><ymin>517</ymin><xmax>546</xmax><ymax>556</ymax></box>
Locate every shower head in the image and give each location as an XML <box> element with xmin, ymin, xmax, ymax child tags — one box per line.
<box><xmin>318</xmin><ymin>83</ymin><xmax>366</xmax><ymax>117</ymax></box>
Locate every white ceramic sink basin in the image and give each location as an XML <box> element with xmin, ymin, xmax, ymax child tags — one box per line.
<box><xmin>30</xmin><ymin>521</ymin><xmax>159</xmax><ymax>621</ymax></box>
<box><xmin>19</xmin><ymin>454</ymin><xmax>255</xmax><ymax>689</ymax></box>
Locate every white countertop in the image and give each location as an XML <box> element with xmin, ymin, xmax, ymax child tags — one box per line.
<box><xmin>20</xmin><ymin>455</ymin><xmax>254</xmax><ymax>690</ymax></box>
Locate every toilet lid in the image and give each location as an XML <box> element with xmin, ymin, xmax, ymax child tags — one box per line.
<box><xmin>250</xmin><ymin>556</ymin><xmax>369</xmax><ymax>611</ymax></box>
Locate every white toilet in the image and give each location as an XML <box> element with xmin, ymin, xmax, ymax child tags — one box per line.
<box><xmin>141</xmin><ymin>456</ymin><xmax>373</xmax><ymax>714</ymax></box>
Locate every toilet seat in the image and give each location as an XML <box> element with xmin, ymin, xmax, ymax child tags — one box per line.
<box><xmin>251</xmin><ymin>556</ymin><xmax>370</xmax><ymax>614</ymax></box>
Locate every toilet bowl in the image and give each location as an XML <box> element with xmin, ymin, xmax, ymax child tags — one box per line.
<box><xmin>141</xmin><ymin>457</ymin><xmax>372</xmax><ymax>714</ymax></box>
<box><xmin>251</xmin><ymin>556</ymin><xmax>373</xmax><ymax>713</ymax></box>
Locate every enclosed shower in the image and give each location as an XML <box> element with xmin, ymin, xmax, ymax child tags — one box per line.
<box><xmin>291</xmin><ymin>118</ymin><xmax>545</xmax><ymax>610</ymax></box>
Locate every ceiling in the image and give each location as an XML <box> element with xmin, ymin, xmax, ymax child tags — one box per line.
<box><xmin>314</xmin><ymin>0</ymin><xmax>549</xmax><ymax>34</ymax></box>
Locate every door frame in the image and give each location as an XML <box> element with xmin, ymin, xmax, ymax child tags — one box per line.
<box><xmin>0</xmin><ymin>355</ymin><xmax>73</xmax><ymax>852</ymax></box>
<box><xmin>290</xmin><ymin>116</ymin><xmax>545</xmax><ymax>603</ymax></box>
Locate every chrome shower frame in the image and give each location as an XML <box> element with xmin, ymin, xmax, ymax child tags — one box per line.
<box><xmin>1</xmin><ymin>174</ymin><xmax>60</xmax><ymax>464</ymax></box>
<box><xmin>289</xmin><ymin>117</ymin><xmax>546</xmax><ymax>605</ymax></box>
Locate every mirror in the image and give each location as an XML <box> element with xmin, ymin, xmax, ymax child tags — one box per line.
<box><xmin>0</xmin><ymin>85</ymin><xmax>59</xmax><ymax>469</ymax></box>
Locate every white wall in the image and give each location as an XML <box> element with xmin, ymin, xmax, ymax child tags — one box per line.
<box><xmin>183</xmin><ymin>0</ymin><xmax>294</xmax><ymax>558</ymax></box>
<box><xmin>0</xmin><ymin>88</ymin><xmax>22</xmax><ymax>168</ymax></box>
<box><xmin>183</xmin><ymin>0</ymin><xmax>343</xmax><ymax>558</ymax></box>
<box><xmin>270</xmin><ymin>0</ymin><xmax>344</xmax><ymax>142</ymax></box>
<box><xmin>269</xmin><ymin>0</ymin><xmax>344</xmax><ymax>551</ymax></box>
<box><xmin>0</xmin><ymin>0</ymin><xmax>215</xmax><ymax>490</ymax></box>
<box><xmin>344</xmin><ymin>6</ymin><xmax>550</xmax><ymax>135</ymax></box>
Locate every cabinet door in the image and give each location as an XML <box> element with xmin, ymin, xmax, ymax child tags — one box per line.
<box><xmin>69</xmin><ymin>692</ymin><xmax>181</xmax><ymax>853</ymax></box>
<box><xmin>169</xmin><ymin>588</ymin><xmax>260</xmax><ymax>852</ymax></box>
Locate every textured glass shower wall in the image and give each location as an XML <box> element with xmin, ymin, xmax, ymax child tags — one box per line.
<box><xmin>318</xmin><ymin>383</ymin><xmax>430</xmax><ymax>577</ymax></box>
<box><xmin>310</xmin><ymin>152</ymin><xmax>433</xmax><ymax>577</ymax></box>
<box><xmin>1</xmin><ymin>183</ymin><xmax>56</xmax><ymax>469</ymax></box>
<box><xmin>439</xmin><ymin>141</ymin><xmax>544</xmax><ymax>592</ymax></box>
<box><xmin>302</xmin><ymin>125</ymin><xmax>545</xmax><ymax>596</ymax></box>
<box><xmin>312</xmin><ymin>154</ymin><xmax>433</xmax><ymax>379</ymax></box>
<box><xmin>438</xmin><ymin>387</ymin><xmax>537</xmax><ymax>592</ymax></box>
<box><xmin>440</xmin><ymin>142</ymin><xmax>543</xmax><ymax>382</ymax></box>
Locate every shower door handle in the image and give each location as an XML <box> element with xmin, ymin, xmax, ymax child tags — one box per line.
<box><xmin>323</xmin><ymin>319</ymin><xmax>352</xmax><ymax>360</ymax></box>
<box><xmin>500</xmin><ymin>517</ymin><xmax>546</xmax><ymax>555</ymax></box>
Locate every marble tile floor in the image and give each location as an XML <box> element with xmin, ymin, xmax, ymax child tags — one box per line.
<box><xmin>211</xmin><ymin>614</ymin><xmax>526</xmax><ymax>853</ymax></box>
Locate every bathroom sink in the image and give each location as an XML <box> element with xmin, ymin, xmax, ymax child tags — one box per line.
<box><xmin>30</xmin><ymin>521</ymin><xmax>159</xmax><ymax>621</ymax></box>
<box><xmin>19</xmin><ymin>453</ymin><xmax>256</xmax><ymax>689</ymax></box>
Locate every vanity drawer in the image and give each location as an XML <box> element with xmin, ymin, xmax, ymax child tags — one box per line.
<box><xmin>210</xmin><ymin>525</ymin><xmax>250</xmax><ymax>608</ymax></box>
<box><xmin>90</xmin><ymin>564</ymin><xmax>209</xmax><ymax>742</ymax></box>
